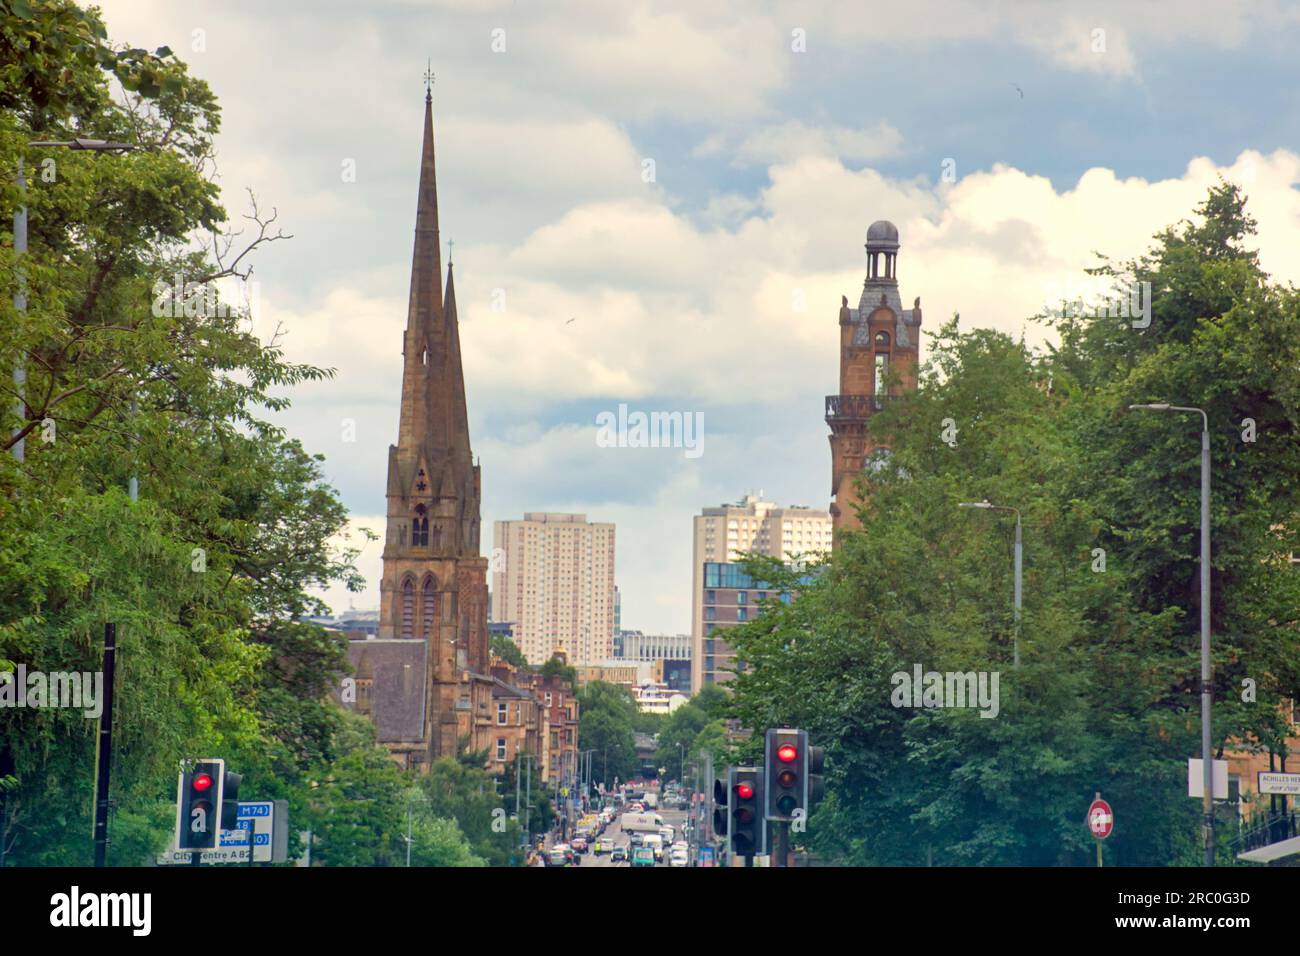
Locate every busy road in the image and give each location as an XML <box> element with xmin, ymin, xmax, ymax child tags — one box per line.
<box><xmin>533</xmin><ymin>785</ymin><xmax>701</xmax><ymax>868</ymax></box>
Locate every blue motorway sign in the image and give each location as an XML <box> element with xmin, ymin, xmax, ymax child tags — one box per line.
<box><xmin>158</xmin><ymin>801</ymin><xmax>276</xmax><ymax>864</ymax></box>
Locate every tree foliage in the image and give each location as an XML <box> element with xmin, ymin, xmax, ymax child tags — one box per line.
<box><xmin>726</xmin><ymin>183</ymin><xmax>1300</xmax><ymax>865</ymax></box>
<box><xmin>577</xmin><ymin>680</ymin><xmax>638</xmax><ymax>787</ymax></box>
<box><xmin>0</xmin><ymin>1</ymin><xmax>400</xmax><ymax>866</ymax></box>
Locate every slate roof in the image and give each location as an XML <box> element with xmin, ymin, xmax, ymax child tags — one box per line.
<box><xmin>853</xmin><ymin>278</ymin><xmax>920</xmax><ymax>349</ymax></box>
<box><xmin>341</xmin><ymin>639</ymin><xmax>427</xmax><ymax>743</ymax></box>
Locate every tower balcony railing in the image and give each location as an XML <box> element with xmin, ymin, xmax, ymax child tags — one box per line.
<box><xmin>825</xmin><ymin>394</ymin><xmax>891</xmax><ymax>423</ymax></box>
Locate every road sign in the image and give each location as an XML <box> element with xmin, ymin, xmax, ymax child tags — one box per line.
<box><xmin>698</xmin><ymin>846</ymin><xmax>715</xmax><ymax>867</ymax></box>
<box><xmin>158</xmin><ymin>800</ymin><xmax>287</xmax><ymax>865</ymax></box>
<box><xmin>1087</xmin><ymin>797</ymin><xmax>1113</xmax><ymax>839</ymax></box>
<box><xmin>1258</xmin><ymin>771</ymin><xmax>1300</xmax><ymax>795</ymax></box>
<box><xmin>1187</xmin><ymin>758</ymin><xmax>1229</xmax><ymax>799</ymax></box>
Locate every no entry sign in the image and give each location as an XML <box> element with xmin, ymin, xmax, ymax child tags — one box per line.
<box><xmin>1087</xmin><ymin>797</ymin><xmax>1114</xmax><ymax>839</ymax></box>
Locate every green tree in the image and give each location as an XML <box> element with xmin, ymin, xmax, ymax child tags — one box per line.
<box><xmin>419</xmin><ymin>757</ymin><xmax>522</xmax><ymax>867</ymax></box>
<box><xmin>490</xmin><ymin>633</ymin><xmax>527</xmax><ymax>669</ymax></box>
<box><xmin>577</xmin><ymin>681</ymin><xmax>638</xmax><ymax>787</ymax></box>
<box><xmin>539</xmin><ymin>655</ymin><xmax>576</xmax><ymax>687</ymax></box>
<box><xmin>0</xmin><ymin>2</ymin><xmax>367</xmax><ymax>865</ymax></box>
<box><xmin>303</xmin><ymin>714</ymin><xmax>484</xmax><ymax>867</ymax></box>
<box><xmin>727</xmin><ymin>186</ymin><xmax>1300</xmax><ymax>865</ymax></box>
<box><xmin>655</xmin><ymin>701</ymin><xmax>709</xmax><ymax>782</ymax></box>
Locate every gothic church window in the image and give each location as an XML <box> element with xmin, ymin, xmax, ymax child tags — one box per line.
<box><xmin>401</xmin><ymin>579</ymin><xmax>414</xmax><ymax>639</ymax></box>
<box><xmin>422</xmin><ymin>578</ymin><xmax>437</xmax><ymax>638</ymax></box>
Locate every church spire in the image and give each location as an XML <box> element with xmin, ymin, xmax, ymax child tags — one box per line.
<box><xmin>390</xmin><ymin>84</ymin><xmax>476</xmax><ymax>532</ymax></box>
<box><xmin>397</xmin><ymin>86</ymin><xmax>444</xmax><ymax>452</ymax></box>
<box><xmin>442</xmin><ymin>258</ymin><xmax>471</xmax><ymax>460</ymax></box>
<box><xmin>374</xmin><ymin>79</ymin><xmax>489</xmax><ymax>763</ymax></box>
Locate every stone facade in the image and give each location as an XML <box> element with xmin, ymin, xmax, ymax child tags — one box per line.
<box><xmin>350</xmin><ymin>89</ymin><xmax>491</xmax><ymax>769</ymax></box>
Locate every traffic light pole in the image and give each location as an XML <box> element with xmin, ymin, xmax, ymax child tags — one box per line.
<box><xmin>91</xmin><ymin>623</ymin><xmax>117</xmax><ymax>867</ymax></box>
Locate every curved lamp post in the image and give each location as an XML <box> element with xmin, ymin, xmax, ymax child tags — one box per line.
<box><xmin>958</xmin><ymin>500</ymin><xmax>1022</xmax><ymax>667</ymax></box>
<box><xmin>1129</xmin><ymin>403</ymin><xmax>1214</xmax><ymax>867</ymax></box>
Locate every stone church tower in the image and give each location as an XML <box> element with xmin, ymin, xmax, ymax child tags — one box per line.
<box><xmin>826</xmin><ymin>220</ymin><xmax>922</xmax><ymax>537</ymax></box>
<box><xmin>374</xmin><ymin>86</ymin><xmax>490</xmax><ymax>763</ymax></box>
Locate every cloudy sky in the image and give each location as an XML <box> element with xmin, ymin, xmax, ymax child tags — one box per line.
<box><xmin>97</xmin><ymin>0</ymin><xmax>1300</xmax><ymax>635</ymax></box>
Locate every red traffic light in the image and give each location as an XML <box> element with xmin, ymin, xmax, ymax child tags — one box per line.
<box><xmin>735</xmin><ymin>783</ymin><xmax>754</xmax><ymax>800</ymax></box>
<box><xmin>193</xmin><ymin>773</ymin><xmax>213</xmax><ymax>791</ymax></box>
<box><xmin>777</xmin><ymin>744</ymin><xmax>798</xmax><ymax>763</ymax></box>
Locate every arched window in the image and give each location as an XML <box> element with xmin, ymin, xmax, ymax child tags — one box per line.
<box><xmin>422</xmin><ymin>578</ymin><xmax>437</xmax><ymax>639</ymax></box>
<box><xmin>401</xmin><ymin>579</ymin><xmax>414</xmax><ymax>639</ymax></box>
<box><xmin>413</xmin><ymin>504</ymin><xmax>428</xmax><ymax>547</ymax></box>
<box><xmin>875</xmin><ymin>331</ymin><xmax>890</xmax><ymax>348</ymax></box>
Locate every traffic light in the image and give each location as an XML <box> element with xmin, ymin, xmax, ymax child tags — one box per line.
<box><xmin>220</xmin><ymin>769</ymin><xmax>242</xmax><ymax>830</ymax></box>
<box><xmin>765</xmin><ymin>728</ymin><xmax>824</xmax><ymax>823</ymax></box>
<box><xmin>807</xmin><ymin>742</ymin><xmax>825</xmax><ymax>816</ymax></box>
<box><xmin>729</xmin><ymin>767</ymin><xmax>766</xmax><ymax>859</ymax></box>
<box><xmin>176</xmin><ymin>759</ymin><xmax>225</xmax><ymax>850</ymax></box>
<box><xmin>712</xmin><ymin>778</ymin><xmax>728</xmax><ymax>838</ymax></box>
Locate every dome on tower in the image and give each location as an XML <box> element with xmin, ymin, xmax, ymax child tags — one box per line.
<box><xmin>866</xmin><ymin>220</ymin><xmax>899</xmax><ymax>248</ymax></box>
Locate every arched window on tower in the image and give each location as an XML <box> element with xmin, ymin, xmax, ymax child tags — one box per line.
<box><xmin>874</xmin><ymin>351</ymin><xmax>889</xmax><ymax>410</ymax></box>
<box><xmin>875</xmin><ymin>331</ymin><xmax>890</xmax><ymax>348</ymax></box>
<box><xmin>422</xmin><ymin>578</ymin><xmax>437</xmax><ymax>639</ymax></box>
<box><xmin>413</xmin><ymin>504</ymin><xmax>428</xmax><ymax>547</ymax></box>
<box><xmin>401</xmin><ymin>579</ymin><xmax>414</xmax><ymax>639</ymax></box>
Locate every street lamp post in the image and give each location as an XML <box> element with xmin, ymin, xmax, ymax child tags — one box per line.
<box><xmin>404</xmin><ymin>788</ymin><xmax>428</xmax><ymax>867</ymax></box>
<box><xmin>959</xmin><ymin>500</ymin><xmax>1023</xmax><ymax>667</ymax></box>
<box><xmin>1129</xmin><ymin>402</ymin><xmax>1214</xmax><ymax>866</ymax></box>
<box><xmin>12</xmin><ymin>139</ymin><xmax>134</xmax><ymax>464</ymax></box>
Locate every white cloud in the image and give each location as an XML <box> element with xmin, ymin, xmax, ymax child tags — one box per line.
<box><xmin>738</xmin><ymin>120</ymin><xmax>905</xmax><ymax>167</ymax></box>
<box><xmin>293</xmin><ymin>147</ymin><xmax>1300</xmax><ymax>627</ymax></box>
<box><xmin>91</xmin><ymin>1</ymin><xmax>1300</xmax><ymax>635</ymax></box>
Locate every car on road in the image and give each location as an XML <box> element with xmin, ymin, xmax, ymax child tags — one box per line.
<box><xmin>669</xmin><ymin>847</ymin><xmax>689</xmax><ymax>868</ymax></box>
<box><xmin>571</xmin><ymin>836</ymin><xmax>589</xmax><ymax>854</ymax></box>
<box><xmin>643</xmin><ymin>833</ymin><xmax>664</xmax><ymax>862</ymax></box>
<box><xmin>631</xmin><ymin>846</ymin><xmax>656</xmax><ymax>867</ymax></box>
<box><xmin>546</xmin><ymin>847</ymin><xmax>568</xmax><ymax>867</ymax></box>
<box><xmin>611</xmin><ymin>845</ymin><xmax>627</xmax><ymax>863</ymax></box>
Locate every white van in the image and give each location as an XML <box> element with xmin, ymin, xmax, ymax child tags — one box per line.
<box><xmin>658</xmin><ymin>825</ymin><xmax>674</xmax><ymax>845</ymax></box>
<box><xmin>643</xmin><ymin>833</ymin><xmax>664</xmax><ymax>861</ymax></box>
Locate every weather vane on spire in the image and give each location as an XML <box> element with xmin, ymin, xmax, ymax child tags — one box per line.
<box><xmin>424</xmin><ymin>60</ymin><xmax>434</xmax><ymax>98</ymax></box>
<box><xmin>448</xmin><ymin>237</ymin><xmax>454</xmax><ymax>265</ymax></box>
